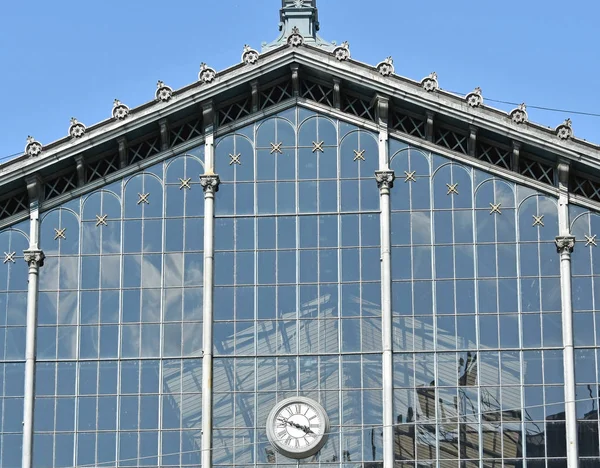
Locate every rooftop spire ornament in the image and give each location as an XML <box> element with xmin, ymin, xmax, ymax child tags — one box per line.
<box><xmin>262</xmin><ymin>0</ymin><xmax>334</xmax><ymax>52</ymax></box>
<box><xmin>332</xmin><ymin>41</ymin><xmax>350</xmax><ymax>61</ymax></box>
<box><xmin>155</xmin><ymin>81</ymin><xmax>173</xmax><ymax>102</ymax></box>
<box><xmin>112</xmin><ymin>99</ymin><xmax>130</xmax><ymax>120</ymax></box>
<box><xmin>288</xmin><ymin>26</ymin><xmax>304</xmax><ymax>47</ymax></box>
<box><xmin>68</xmin><ymin>118</ymin><xmax>86</xmax><ymax>139</ymax></box>
<box><xmin>376</xmin><ymin>57</ymin><xmax>394</xmax><ymax>76</ymax></box>
<box><xmin>25</xmin><ymin>136</ymin><xmax>42</xmax><ymax>157</ymax></box>
<box><xmin>241</xmin><ymin>45</ymin><xmax>259</xmax><ymax>65</ymax></box>
<box><xmin>466</xmin><ymin>87</ymin><xmax>483</xmax><ymax>107</ymax></box>
<box><xmin>510</xmin><ymin>103</ymin><xmax>528</xmax><ymax>124</ymax></box>
<box><xmin>555</xmin><ymin>118</ymin><xmax>573</xmax><ymax>140</ymax></box>
<box><xmin>198</xmin><ymin>63</ymin><xmax>217</xmax><ymax>83</ymax></box>
<box><xmin>421</xmin><ymin>72</ymin><xmax>439</xmax><ymax>92</ymax></box>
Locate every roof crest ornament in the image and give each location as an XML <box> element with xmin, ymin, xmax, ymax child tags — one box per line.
<box><xmin>376</xmin><ymin>57</ymin><xmax>394</xmax><ymax>76</ymax></box>
<box><xmin>262</xmin><ymin>0</ymin><xmax>335</xmax><ymax>52</ymax></box>
<box><xmin>421</xmin><ymin>72</ymin><xmax>439</xmax><ymax>92</ymax></box>
<box><xmin>198</xmin><ymin>63</ymin><xmax>217</xmax><ymax>83</ymax></box>
<box><xmin>242</xmin><ymin>45</ymin><xmax>260</xmax><ymax>65</ymax></box>
<box><xmin>25</xmin><ymin>136</ymin><xmax>42</xmax><ymax>157</ymax></box>
<box><xmin>112</xmin><ymin>99</ymin><xmax>130</xmax><ymax>120</ymax></box>
<box><xmin>466</xmin><ymin>87</ymin><xmax>483</xmax><ymax>107</ymax></box>
<box><xmin>333</xmin><ymin>41</ymin><xmax>350</xmax><ymax>61</ymax></box>
<box><xmin>68</xmin><ymin>118</ymin><xmax>86</xmax><ymax>139</ymax></box>
<box><xmin>156</xmin><ymin>80</ymin><xmax>173</xmax><ymax>102</ymax></box>
<box><xmin>510</xmin><ymin>103</ymin><xmax>528</xmax><ymax>124</ymax></box>
<box><xmin>288</xmin><ymin>26</ymin><xmax>304</xmax><ymax>47</ymax></box>
<box><xmin>555</xmin><ymin>118</ymin><xmax>573</xmax><ymax>140</ymax></box>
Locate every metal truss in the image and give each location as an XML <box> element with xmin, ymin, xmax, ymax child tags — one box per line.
<box><xmin>390</xmin><ymin>111</ymin><xmax>426</xmax><ymax>139</ymax></box>
<box><xmin>44</xmin><ymin>171</ymin><xmax>78</xmax><ymax>201</ymax></box>
<box><xmin>129</xmin><ymin>135</ymin><xmax>161</xmax><ymax>164</ymax></box>
<box><xmin>260</xmin><ymin>80</ymin><xmax>293</xmax><ymax>111</ymax></box>
<box><xmin>434</xmin><ymin>127</ymin><xmax>468</xmax><ymax>155</ymax></box>
<box><xmin>519</xmin><ymin>157</ymin><xmax>555</xmax><ymax>186</ymax></box>
<box><xmin>476</xmin><ymin>141</ymin><xmax>511</xmax><ymax>170</ymax></box>
<box><xmin>301</xmin><ymin>79</ymin><xmax>334</xmax><ymax>107</ymax></box>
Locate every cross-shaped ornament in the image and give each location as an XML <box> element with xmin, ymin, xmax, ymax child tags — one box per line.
<box><xmin>137</xmin><ymin>193</ymin><xmax>150</xmax><ymax>205</ymax></box>
<box><xmin>489</xmin><ymin>203</ymin><xmax>502</xmax><ymax>215</ymax></box>
<box><xmin>95</xmin><ymin>215</ymin><xmax>108</xmax><ymax>227</ymax></box>
<box><xmin>270</xmin><ymin>142</ymin><xmax>283</xmax><ymax>154</ymax></box>
<box><xmin>54</xmin><ymin>228</ymin><xmax>66</xmax><ymax>240</ymax></box>
<box><xmin>404</xmin><ymin>171</ymin><xmax>416</xmax><ymax>183</ymax></box>
<box><xmin>353</xmin><ymin>149</ymin><xmax>365</xmax><ymax>161</ymax></box>
<box><xmin>585</xmin><ymin>234</ymin><xmax>597</xmax><ymax>247</ymax></box>
<box><xmin>312</xmin><ymin>141</ymin><xmax>324</xmax><ymax>153</ymax></box>
<box><xmin>229</xmin><ymin>153</ymin><xmax>241</xmax><ymax>165</ymax></box>
<box><xmin>446</xmin><ymin>183</ymin><xmax>459</xmax><ymax>195</ymax></box>
<box><xmin>179</xmin><ymin>178</ymin><xmax>192</xmax><ymax>190</ymax></box>
<box><xmin>532</xmin><ymin>215</ymin><xmax>544</xmax><ymax>227</ymax></box>
<box><xmin>3</xmin><ymin>252</ymin><xmax>15</xmax><ymax>264</ymax></box>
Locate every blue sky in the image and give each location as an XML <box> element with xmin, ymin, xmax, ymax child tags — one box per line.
<box><xmin>1</xmin><ymin>0</ymin><xmax>599</xmax><ymax>159</ymax></box>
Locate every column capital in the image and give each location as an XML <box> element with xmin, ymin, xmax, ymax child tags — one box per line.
<box><xmin>375</xmin><ymin>170</ymin><xmax>395</xmax><ymax>190</ymax></box>
<box><xmin>200</xmin><ymin>173</ymin><xmax>220</xmax><ymax>194</ymax></box>
<box><xmin>555</xmin><ymin>235</ymin><xmax>575</xmax><ymax>254</ymax></box>
<box><xmin>23</xmin><ymin>249</ymin><xmax>45</xmax><ymax>268</ymax></box>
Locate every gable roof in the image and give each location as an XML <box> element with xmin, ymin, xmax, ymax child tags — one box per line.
<box><xmin>1</xmin><ymin>5</ymin><xmax>600</xmax><ymax>228</ymax></box>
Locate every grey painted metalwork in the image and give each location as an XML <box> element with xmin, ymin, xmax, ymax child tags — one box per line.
<box><xmin>376</xmin><ymin>169</ymin><xmax>395</xmax><ymax>468</ymax></box>
<box><xmin>556</xmin><ymin>235</ymin><xmax>578</xmax><ymax>468</ymax></box>
<box><xmin>200</xmin><ymin>171</ymin><xmax>219</xmax><ymax>468</ymax></box>
<box><xmin>4</xmin><ymin>107</ymin><xmax>600</xmax><ymax>467</ymax></box>
<box><xmin>22</xmin><ymin>177</ymin><xmax>44</xmax><ymax>468</ymax></box>
<box><xmin>262</xmin><ymin>0</ymin><xmax>334</xmax><ymax>52</ymax></box>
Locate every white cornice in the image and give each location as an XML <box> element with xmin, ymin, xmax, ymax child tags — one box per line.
<box><xmin>2</xmin><ymin>44</ymin><xmax>599</xmax><ymax>189</ymax></box>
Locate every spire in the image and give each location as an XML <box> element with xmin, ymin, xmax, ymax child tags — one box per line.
<box><xmin>262</xmin><ymin>0</ymin><xmax>334</xmax><ymax>52</ymax></box>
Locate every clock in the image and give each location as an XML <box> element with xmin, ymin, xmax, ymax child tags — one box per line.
<box><xmin>266</xmin><ymin>396</ymin><xmax>330</xmax><ymax>459</ymax></box>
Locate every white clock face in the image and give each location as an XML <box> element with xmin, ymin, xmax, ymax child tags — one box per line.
<box><xmin>266</xmin><ymin>397</ymin><xmax>330</xmax><ymax>459</ymax></box>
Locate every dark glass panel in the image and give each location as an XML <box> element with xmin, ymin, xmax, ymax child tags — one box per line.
<box><xmin>455</xmin><ymin>280</ymin><xmax>475</xmax><ymax>313</ymax></box>
<box><xmin>523</xmin><ymin>351</ymin><xmax>543</xmax><ymax>385</ymax></box>
<box><xmin>392</xmin><ymin>281</ymin><xmax>412</xmax><ymax>316</ymax></box>
<box><xmin>340</xmin><ymin>179</ymin><xmax>360</xmax><ymax>212</ymax></box>
<box><xmin>499</xmin><ymin>314</ymin><xmax>520</xmax><ymax>348</ymax></box>
<box><xmin>319</xmin><ymin>180</ymin><xmax>337</xmax><ymax>212</ymax></box>
<box><xmin>413</xmin><ymin>281</ymin><xmax>433</xmax><ymax>315</ymax></box>
<box><xmin>257</xmin><ymin>182</ymin><xmax>276</xmax><ymax>214</ymax></box>
<box><xmin>479</xmin><ymin>315</ymin><xmax>499</xmax><ymax>349</ymax></box>
<box><xmin>544</xmin><ymin>349</ymin><xmax>564</xmax><ymax>384</ymax></box>
<box><xmin>277</xmin><ymin>181</ymin><xmax>295</xmax><ymax>213</ymax></box>
<box><xmin>298</xmin><ymin>180</ymin><xmax>318</xmax><ymax>213</ymax></box>
<box><xmin>215</xmin><ymin>183</ymin><xmax>234</xmax><ymax>215</ymax></box>
<box><xmin>456</xmin><ymin>315</ymin><xmax>476</xmax><ymax>349</ymax></box>
<box><xmin>546</xmin><ymin>421</ymin><xmax>567</xmax><ymax>457</ymax></box>
<box><xmin>452</xmin><ymin>210</ymin><xmax>473</xmax><ymax>244</ymax></box>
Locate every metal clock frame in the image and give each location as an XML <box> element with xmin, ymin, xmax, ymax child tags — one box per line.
<box><xmin>266</xmin><ymin>396</ymin><xmax>330</xmax><ymax>460</ymax></box>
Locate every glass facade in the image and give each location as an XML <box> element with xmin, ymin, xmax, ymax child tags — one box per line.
<box><xmin>0</xmin><ymin>106</ymin><xmax>594</xmax><ymax>467</ymax></box>
<box><xmin>571</xmin><ymin>207</ymin><xmax>600</xmax><ymax>467</ymax></box>
<box><xmin>390</xmin><ymin>144</ymin><xmax>565</xmax><ymax>467</ymax></box>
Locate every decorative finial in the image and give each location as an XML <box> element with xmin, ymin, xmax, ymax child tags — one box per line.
<box><xmin>155</xmin><ymin>80</ymin><xmax>173</xmax><ymax>102</ymax></box>
<box><xmin>112</xmin><ymin>99</ymin><xmax>130</xmax><ymax>120</ymax></box>
<box><xmin>376</xmin><ymin>57</ymin><xmax>394</xmax><ymax>76</ymax></box>
<box><xmin>466</xmin><ymin>87</ymin><xmax>483</xmax><ymax>107</ymax></box>
<box><xmin>421</xmin><ymin>72</ymin><xmax>439</xmax><ymax>92</ymax></box>
<box><xmin>25</xmin><ymin>136</ymin><xmax>42</xmax><ymax>157</ymax></box>
<box><xmin>68</xmin><ymin>118</ymin><xmax>86</xmax><ymax>139</ymax></box>
<box><xmin>555</xmin><ymin>118</ymin><xmax>573</xmax><ymax>140</ymax></box>
<box><xmin>288</xmin><ymin>26</ymin><xmax>304</xmax><ymax>47</ymax></box>
<box><xmin>241</xmin><ymin>45</ymin><xmax>259</xmax><ymax>65</ymax></box>
<box><xmin>510</xmin><ymin>103</ymin><xmax>528</xmax><ymax>124</ymax></box>
<box><xmin>333</xmin><ymin>41</ymin><xmax>350</xmax><ymax>61</ymax></box>
<box><xmin>198</xmin><ymin>63</ymin><xmax>217</xmax><ymax>83</ymax></box>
